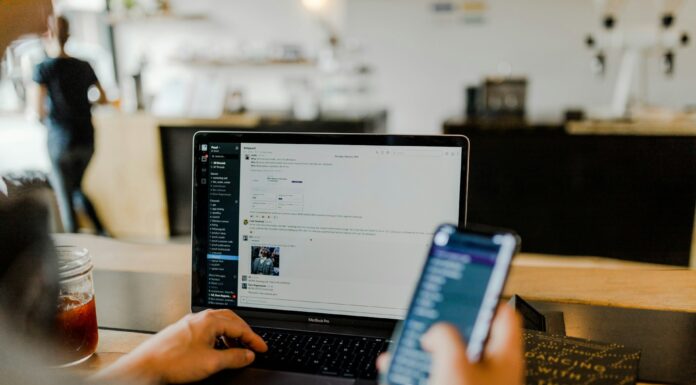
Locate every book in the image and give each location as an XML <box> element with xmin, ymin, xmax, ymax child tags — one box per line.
<box><xmin>524</xmin><ymin>330</ymin><xmax>641</xmax><ymax>385</ymax></box>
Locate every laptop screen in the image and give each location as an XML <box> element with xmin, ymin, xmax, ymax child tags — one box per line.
<box><xmin>192</xmin><ymin>133</ymin><xmax>468</xmax><ymax>321</ymax></box>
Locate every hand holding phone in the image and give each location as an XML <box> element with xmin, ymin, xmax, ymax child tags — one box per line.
<box><xmin>421</xmin><ymin>306</ymin><xmax>524</xmax><ymax>385</ymax></box>
<box><xmin>382</xmin><ymin>224</ymin><xmax>520</xmax><ymax>385</ymax></box>
<box><xmin>377</xmin><ymin>306</ymin><xmax>524</xmax><ymax>385</ymax></box>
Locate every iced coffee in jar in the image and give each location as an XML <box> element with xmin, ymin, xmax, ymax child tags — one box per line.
<box><xmin>54</xmin><ymin>246</ymin><xmax>99</xmax><ymax>366</ymax></box>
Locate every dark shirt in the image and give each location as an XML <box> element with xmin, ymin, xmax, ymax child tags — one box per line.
<box><xmin>33</xmin><ymin>57</ymin><xmax>98</xmax><ymax>145</ymax></box>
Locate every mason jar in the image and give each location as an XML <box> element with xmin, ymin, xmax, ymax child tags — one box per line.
<box><xmin>54</xmin><ymin>246</ymin><xmax>99</xmax><ymax>366</ymax></box>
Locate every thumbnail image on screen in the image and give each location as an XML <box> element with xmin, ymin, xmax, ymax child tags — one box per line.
<box><xmin>251</xmin><ymin>246</ymin><xmax>280</xmax><ymax>276</ymax></box>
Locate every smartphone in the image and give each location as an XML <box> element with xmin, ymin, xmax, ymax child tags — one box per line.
<box><xmin>383</xmin><ymin>224</ymin><xmax>520</xmax><ymax>385</ymax></box>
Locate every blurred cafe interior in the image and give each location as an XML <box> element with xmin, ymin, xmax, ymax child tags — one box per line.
<box><xmin>0</xmin><ymin>0</ymin><xmax>695</xmax><ymax>384</ymax></box>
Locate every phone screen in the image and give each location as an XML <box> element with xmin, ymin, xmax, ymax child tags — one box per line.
<box><xmin>384</xmin><ymin>225</ymin><xmax>517</xmax><ymax>385</ymax></box>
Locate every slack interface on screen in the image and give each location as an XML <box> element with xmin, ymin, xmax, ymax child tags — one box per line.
<box><xmin>200</xmin><ymin>142</ymin><xmax>462</xmax><ymax>319</ymax></box>
<box><xmin>205</xmin><ymin>143</ymin><xmax>242</xmax><ymax>307</ymax></box>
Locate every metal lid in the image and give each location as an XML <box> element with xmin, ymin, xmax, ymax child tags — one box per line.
<box><xmin>56</xmin><ymin>246</ymin><xmax>92</xmax><ymax>280</ymax></box>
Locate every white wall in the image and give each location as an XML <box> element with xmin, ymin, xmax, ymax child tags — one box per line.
<box><xmin>114</xmin><ymin>0</ymin><xmax>696</xmax><ymax>132</ymax></box>
<box><xmin>114</xmin><ymin>0</ymin><xmax>337</xmax><ymax>110</ymax></box>
<box><xmin>346</xmin><ymin>0</ymin><xmax>696</xmax><ymax>133</ymax></box>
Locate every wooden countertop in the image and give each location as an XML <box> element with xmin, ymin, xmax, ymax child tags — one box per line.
<box><xmin>157</xmin><ymin>114</ymin><xmax>261</xmax><ymax>128</ymax></box>
<box><xmin>443</xmin><ymin>116</ymin><xmax>696</xmax><ymax>136</ymax></box>
<box><xmin>56</xmin><ymin>234</ymin><xmax>693</xmax><ymax>313</ymax></box>
<box><xmin>53</xmin><ymin>234</ymin><xmax>695</xmax><ymax>384</ymax></box>
<box><xmin>85</xmin><ymin>111</ymin><xmax>261</xmax><ymax>240</ymax></box>
<box><xmin>95</xmin><ymin>110</ymin><xmax>261</xmax><ymax>128</ymax></box>
<box><xmin>567</xmin><ymin>120</ymin><xmax>696</xmax><ymax>136</ymax></box>
<box><xmin>71</xmin><ymin>329</ymin><xmax>152</xmax><ymax>376</ymax></box>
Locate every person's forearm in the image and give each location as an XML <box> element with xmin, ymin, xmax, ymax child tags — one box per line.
<box><xmin>95</xmin><ymin>83</ymin><xmax>109</xmax><ymax>105</ymax></box>
<box><xmin>33</xmin><ymin>84</ymin><xmax>48</xmax><ymax>121</ymax></box>
<box><xmin>96</xmin><ymin>92</ymin><xmax>108</xmax><ymax>105</ymax></box>
<box><xmin>90</xmin><ymin>350</ymin><xmax>161</xmax><ymax>385</ymax></box>
<box><xmin>37</xmin><ymin>104</ymin><xmax>47</xmax><ymax>120</ymax></box>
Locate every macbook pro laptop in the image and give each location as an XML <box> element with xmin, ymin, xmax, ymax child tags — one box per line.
<box><xmin>191</xmin><ymin>132</ymin><xmax>469</xmax><ymax>385</ymax></box>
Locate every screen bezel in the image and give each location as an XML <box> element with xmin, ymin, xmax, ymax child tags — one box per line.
<box><xmin>191</xmin><ymin>132</ymin><xmax>470</xmax><ymax>330</ymax></box>
<box><xmin>384</xmin><ymin>224</ymin><xmax>519</xmax><ymax>384</ymax></box>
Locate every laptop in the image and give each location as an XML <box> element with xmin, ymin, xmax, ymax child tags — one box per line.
<box><xmin>191</xmin><ymin>132</ymin><xmax>469</xmax><ymax>385</ymax></box>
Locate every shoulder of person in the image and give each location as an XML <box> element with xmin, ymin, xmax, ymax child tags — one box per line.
<box><xmin>76</xmin><ymin>57</ymin><xmax>96</xmax><ymax>70</ymax></box>
<box><xmin>34</xmin><ymin>58</ymin><xmax>59</xmax><ymax>77</ymax></box>
<box><xmin>35</xmin><ymin>58</ymin><xmax>52</xmax><ymax>72</ymax></box>
<box><xmin>62</xmin><ymin>57</ymin><xmax>87</xmax><ymax>67</ymax></box>
<box><xmin>56</xmin><ymin>57</ymin><xmax>90</xmax><ymax>68</ymax></box>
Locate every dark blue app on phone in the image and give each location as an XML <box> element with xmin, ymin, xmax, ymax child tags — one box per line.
<box><xmin>385</xmin><ymin>225</ymin><xmax>516</xmax><ymax>385</ymax></box>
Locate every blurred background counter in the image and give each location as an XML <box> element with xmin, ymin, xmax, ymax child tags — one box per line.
<box><xmin>85</xmin><ymin>109</ymin><xmax>386</xmax><ymax>241</ymax></box>
<box><xmin>443</xmin><ymin>117</ymin><xmax>696</xmax><ymax>267</ymax></box>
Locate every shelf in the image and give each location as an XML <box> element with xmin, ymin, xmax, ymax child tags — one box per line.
<box><xmin>169</xmin><ymin>59</ymin><xmax>316</xmax><ymax>68</ymax></box>
<box><xmin>108</xmin><ymin>12</ymin><xmax>208</xmax><ymax>25</ymax></box>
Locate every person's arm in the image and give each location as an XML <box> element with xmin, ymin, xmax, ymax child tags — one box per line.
<box><xmin>34</xmin><ymin>84</ymin><xmax>48</xmax><ymax>121</ymax></box>
<box><xmin>84</xmin><ymin>62</ymin><xmax>108</xmax><ymax>106</ymax></box>
<box><xmin>92</xmin><ymin>309</ymin><xmax>268</xmax><ymax>385</ymax></box>
<box><xmin>94</xmin><ymin>80</ymin><xmax>109</xmax><ymax>105</ymax></box>
<box><xmin>377</xmin><ymin>305</ymin><xmax>525</xmax><ymax>385</ymax></box>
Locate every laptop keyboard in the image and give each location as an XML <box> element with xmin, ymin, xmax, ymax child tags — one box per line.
<box><xmin>250</xmin><ymin>327</ymin><xmax>391</xmax><ymax>379</ymax></box>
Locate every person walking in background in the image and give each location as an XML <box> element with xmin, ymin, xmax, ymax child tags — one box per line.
<box><xmin>33</xmin><ymin>15</ymin><xmax>109</xmax><ymax>235</ymax></box>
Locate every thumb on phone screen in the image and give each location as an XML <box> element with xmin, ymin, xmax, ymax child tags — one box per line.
<box><xmin>417</xmin><ymin>305</ymin><xmax>524</xmax><ymax>385</ymax></box>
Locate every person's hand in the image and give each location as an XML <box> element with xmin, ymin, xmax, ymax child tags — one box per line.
<box><xmin>93</xmin><ymin>309</ymin><xmax>268</xmax><ymax>384</ymax></box>
<box><xmin>377</xmin><ymin>305</ymin><xmax>524</xmax><ymax>385</ymax></box>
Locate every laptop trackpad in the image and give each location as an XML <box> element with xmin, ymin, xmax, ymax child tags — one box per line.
<box><xmin>198</xmin><ymin>368</ymin><xmax>358</xmax><ymax>385</ymax></box>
